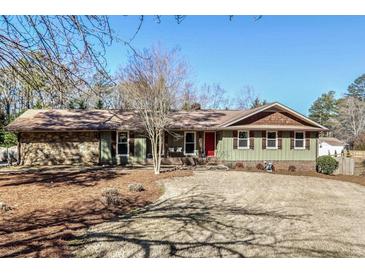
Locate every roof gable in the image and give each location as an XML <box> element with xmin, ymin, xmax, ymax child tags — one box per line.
<box><xmin>220</xmin><ymin>102</ymin><xmax>328</xmax><ymax>130</ymax></box>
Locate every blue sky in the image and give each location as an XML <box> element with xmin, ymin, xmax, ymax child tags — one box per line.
<box><xmin>105</xmin><ymin>16</ymin><xmax>365</xmax><ymax>114</ymax></box>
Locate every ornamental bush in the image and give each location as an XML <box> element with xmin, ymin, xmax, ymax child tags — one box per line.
<box><xmin>316</xmin><ymin>156</ymin><xmax>339</xmax><ymax>175</ymax></box>
<box><xmin>128</xmin><ymin>183</ymin><xmax>145</xmax><ymax>192</ymax></box>
<box><xmin>102</xmin><ymin>188</ymin><xmax>121</xmax><ymax>206</ymax></box>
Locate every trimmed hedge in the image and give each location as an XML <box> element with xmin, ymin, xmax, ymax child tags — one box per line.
<box><xmin>316</xmin><ymin>156</ymin><xmax>339</xmax><ymax>175</ymax></box>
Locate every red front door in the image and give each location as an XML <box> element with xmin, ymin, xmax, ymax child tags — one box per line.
<box><xmin>205</xmin><ymin>132</ymin><xmax>215</xmax><ymax>157</ymax></box>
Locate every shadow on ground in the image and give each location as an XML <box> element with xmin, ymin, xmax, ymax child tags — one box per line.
<box><xmin>71</xmin><ymin>187</ymin><xmax>364</xmax><ymax>258</ymax></box>
<box><xmin>0</xmin><ymin>167</ymin><xmax>120</xmax><ymax>188</ymax></box>
<box><xmin>0</xmin><ymin>196</ymin><xmax>152</xmax><ymax>257</ymax></box>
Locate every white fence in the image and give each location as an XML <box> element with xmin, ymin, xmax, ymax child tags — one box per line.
<box><xmin>334</xmin><ymin>157</ymin><xmax>355</xmax><ymax>176</ymax></box>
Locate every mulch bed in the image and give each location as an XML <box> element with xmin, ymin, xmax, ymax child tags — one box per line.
<box><xmin>274</xmin><ymin>170</ymin><xmax>365</xmax><ymax>186</ymax></box>
<box><xmin>0</xmin><ymin>167</ymin><xmax>192</xmax><ymax>257</ymax></box>
<box><xmin>235</xmin><ymin>167</ymin><xmax>365</xmax><ymax>186</ymax></box>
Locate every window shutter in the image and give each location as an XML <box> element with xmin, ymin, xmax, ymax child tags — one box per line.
<box><xmin>278</xmin><ymin>131</ymin><xmax>282</xmax><ymax>149</ymax></box>
<box><xmin>305</xmin><ymin>131</ymin><xmax>311</xmax><ymax>150</ymax></box>
<box><xmin>249</xmin><ymin>131</ymin><xmax>255</xmax><ymax>149</ymax></box>
<box><xmin>129</xmin><ymin>132</ymin><xmax>134</xmax><ymax>156</ymax></box>
<box><xmin>290</xmin><ymin>131</ymin><xmax>294</xmax><ymax>150</ymax></box>
<box><xmin>261</xmin><ymin>130</ymin><xmax>266</xmax><ymax>149</ymax></box>
<box><xmin>232</xmin><ymin>130</ymin><xmax>238</xmax><ymax>149</ymax></box>
<box><xmin>164</xmin><ymin>132</ymin><xmax>169</xmax><ymax>156</ymax></box>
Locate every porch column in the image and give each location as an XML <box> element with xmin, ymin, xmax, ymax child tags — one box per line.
<box><xmin>197</xmin><ymin>131</ymin><xmax>204</xmax><ymax>157</ymax></box>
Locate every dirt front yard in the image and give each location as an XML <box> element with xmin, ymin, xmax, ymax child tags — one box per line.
<box><xmin>74</xmin><ymin>171</ymin><xmax>365</xmax><ymax>258</ymax></box>
<box><xmin>0</xmin><ymin>167</ymin><xmax>192</xmax><ymax>257</ymax></box>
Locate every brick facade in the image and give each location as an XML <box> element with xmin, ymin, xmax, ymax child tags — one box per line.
<box><xmin>20</xmin><ymin>132</ymin><xmax>99</xmax><ymax>165</ymax></box>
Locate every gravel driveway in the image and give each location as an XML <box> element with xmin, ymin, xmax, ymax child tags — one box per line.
<box><xmin>73</xmin><ymin>171</ymin><xmax>365</xmax><ymax>257</ymax></box>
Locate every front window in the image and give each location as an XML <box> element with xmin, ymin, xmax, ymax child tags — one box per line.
<box><xmin>117</xmin><ymin>132</ymin><xmax>129</xmax><ymax>155</ymax></box>
<box><xmin>238</xmin><ymin>130</ymin><xmax>249</xmax><ymax>149</ymax></box>
<box><xmin>267</xmin><ymin>131</ymin><xmax>277</xmax><ymax>149</ymax></box>
<box><xmin>184</xmin><ymin>132</ymin><xmax>196</xmax><ymax>155</ymax></box>
<box><xmin>294</xmin><ymin>131</ymin><xmax>305</xmax><ymax>149</ymax></box>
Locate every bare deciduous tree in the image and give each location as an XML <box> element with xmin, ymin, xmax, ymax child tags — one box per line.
<box><xmin>120</xmin><ymin>46</ymin><xmax>187</xmax><ymax>174</ymax></box>
<box><xmin>197</xmin><ymin>83</ymin><xmax>231</xmax><ymax>109</ymax></box>
<box><xmin>235</xmin><ymin>85</ymin><xmax>267</xmax><ymax>109</ymax></box>
<box><xmin>0</xmin><ymin>70</ymin><xmax>18</xmax><ymax>122</ymax></box>
<box><xmin>0</xmin><ymin>16</ymin><xmax>113</xmax><ymax>93</ymax></box>
<box><xmin>334</xmin><ymin>96</ymin><xmax>365</xmax><ymax>143</ymax></box>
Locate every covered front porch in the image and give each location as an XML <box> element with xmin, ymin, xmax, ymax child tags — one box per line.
<box><xmin>100</xmin><ymin>130</ymin><xmax>219</xmax><ymax>166</ymax></box>
<box><xmin>159</xmin><ymin>130</ymin><xmax>218</xmax><ymax>165</ymax></box>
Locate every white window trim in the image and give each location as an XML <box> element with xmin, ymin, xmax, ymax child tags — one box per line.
<box><xmin>184</xmin><ymin>131</ymin><xmax>196</xmax><ymax>156</ymax></box>
<box><xmin>266</xmin><ymin>131</ymin><xmax>278</xmax><ymax>149</ymax></box>
<box><xmin>117</xmin><ymin>131</ymin><xmax>129</xmax><ymax>156</ymax></box>
<box><xmin>294</xmin><ymin>131</ymin><xmax>306</xmax><ymax>150</ymax></box>
<box><xmin>237</xmin><ymin>130</ymin><xmax>250</xmax><ymax>149</ymax></box>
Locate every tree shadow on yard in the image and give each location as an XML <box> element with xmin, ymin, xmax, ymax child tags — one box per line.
<box><xmin>70</xmin><ymin>188</ymin><xmax>365</xmax><ymax>258</ymax></box>
<box><xmin>0</xmin><ymin>195</ymin><xmax>150</xmax><ymax>257</ymax></box>
<box><xmin>0</xmin><ymin>167</ymin><xmax>121</xmax><ymax>188</ymax></box>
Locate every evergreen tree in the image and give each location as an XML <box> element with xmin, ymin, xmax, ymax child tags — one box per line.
<box><xmin>95</xmin><ymin>99</ymin><xmax>104</xmax><ymax>109</ymax></box>
<box><xmin>347</xmin><ymin>74</ymin><xmax>365</xmax><ymax>101</ymax></box>
<box><xmin>308</xmin><ymin>91</ymin><xmax>338</xmax><ymax>130</ymax></box>
<box><xmin>68</xmin><ymin>100</ymin><xmax>76</xmax><ymax>109</ymax></box>
<box><xmin>78</xmin><ymin>99</ymin><xmax>87</xmax><ymax>110</ymax></box>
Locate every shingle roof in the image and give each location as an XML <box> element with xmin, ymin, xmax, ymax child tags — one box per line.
<box><xmin>6</xmin><ymin>103</ymin><xmax>326</xmax><ymax>132</ymax></box>
<box><xmin>5</xmin><ymin>109</ymin><xmax>251</xmax><ymax>132</ymax></box>
<box><xmin>5</xmin><ymin>109</ymin><xmax>144</xmax><ymax>132</ymax></box>
<box><xmin>319</xmin><ymin>137</ymin><xmax>346</xmax><ymax>146</ymax></box>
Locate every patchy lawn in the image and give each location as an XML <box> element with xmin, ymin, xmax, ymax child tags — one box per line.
<box><xmin>0</xmin><ymin>167</ymin><xmax>192</xmax><ymax>257</ymax></box>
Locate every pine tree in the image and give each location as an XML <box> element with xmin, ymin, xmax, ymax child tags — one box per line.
<box><xmin>95</xmin><ymin>99</ymin><xmax>104</xmax><ymax>109</ymax></box>
<box><xmin>347</xmin><ymin>74</ymin><xmax>365</xmax><ymax>101</ymax></box>
<box><xmin>308</xmin><ymin>91</ymin><xmax>338</xmax><ymax>130</ymax></box>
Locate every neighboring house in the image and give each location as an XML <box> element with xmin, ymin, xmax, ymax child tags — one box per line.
<box><xmin>6</xmin><ymin>102</ymin><xmax>328</xmax><ymax>170</ymax></box>
<box><xmin>318</xmin><ymin>137</ymin><xmax>346</xmax><ymax>156</ymax></box>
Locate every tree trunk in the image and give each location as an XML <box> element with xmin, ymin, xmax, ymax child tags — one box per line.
<box><xmin>154</xmin><ymin>131</ymin><xmax>164</xmax><ymax>175</ymax></box>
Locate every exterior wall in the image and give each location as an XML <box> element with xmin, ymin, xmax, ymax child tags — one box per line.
<box><xmin>20</xmin><ymin>132</ymin><xmax>99</xmax><ymax>165</ymax></box>
<box><xmin>319</xmin><ymin>142</ymin><xmax>344</xmax><ymax>156</ymax></box>
<box><xmin>19</xmin><ymin>129</ymin><xmax>318</xmax><ymax>167</ymax></box>
<box><xmin>216</xmin><ymin>130</ymin><xmax>317</xmax><ymax>161</ymax></box>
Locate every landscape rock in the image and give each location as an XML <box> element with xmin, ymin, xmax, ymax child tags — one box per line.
<box><xmin>206</xmin><ymin>164</ymin><xmax>229</xmax><ymax>171</ymax></box>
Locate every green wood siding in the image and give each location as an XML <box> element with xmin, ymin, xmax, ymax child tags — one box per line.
<box><xmin>216</xmin><ymin>130</ymin><xmax>317</xmax><ymax>161</ymax></box>
<box><xmin>100</xmin><ymin>131</ymin><xmax>112</xmax><ymax>164</ymax></box>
